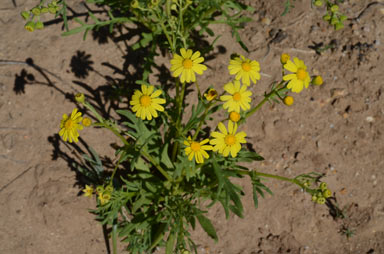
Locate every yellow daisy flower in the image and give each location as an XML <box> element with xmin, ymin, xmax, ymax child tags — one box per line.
<box><xmin>228</xmin><ymin>55</ymin><xmax>260</xmax><ymax>86</ymax></box>
<box><xmin>220</xmin><ymin>80</ymin><xmax>252</xmax><ymax>113</ymax></box>
<box><xmin>184</xmin><ymin>136</ymin><xmax>213</xmax><ymax>164</ymax></box>
<box><xmin>283</xmin><ymin>57</ymin><xmax>311</xmax><ymax>93</ymax></box>
<box><xmin>170</xmin><ymin>48</ymin><xmax>207</xmax><ymax>83</ymax></box>
<box><xmin>82</xmin><ymin>185</ymin><xmax>93</xmax><ymax>197</ymax></box>
<box><xmin>130</xmin><ymin>85</ymin><xmax>166</xmax><ymax>120</ymax></box>
<box><xmin>59</xmin><ymin>108</ymin><xmax>84</xmax><ymax>143</ymax></box>
<box><xmin>210</xmin><ymin>121</ymin><xmax>247</xmax><ymax>158</ymax></box>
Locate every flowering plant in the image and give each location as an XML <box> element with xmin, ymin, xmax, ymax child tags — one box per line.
<box><xmin>22</xmin><ymin>0</ymin><xmax>345</xmax><ymax>253</ymax></box>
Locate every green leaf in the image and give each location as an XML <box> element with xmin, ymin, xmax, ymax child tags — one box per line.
<box><xmin>165</xmin><ymin>231</ymin><xmax>176</xmax><ymax>254</ymax></box>
<box><xmin>150</xmin><ymin>223</ymin><xmax>167</xmax><ymax>250</ymax></box>
<box><xmin>196</xmin><ymin>213</ymin><xmax>218</xmax><ymax>242</ymax></box>
<box><xmin>161</xmin><ymin>144</ymin><xmax>174</xmax><ymax>169</ymax></box>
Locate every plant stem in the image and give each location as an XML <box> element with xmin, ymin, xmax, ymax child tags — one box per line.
<box><xmin>242</xmin><ymin>84</ymin><xmax>285</xmax><ymax>123</ymax></box>
<box><xmin>192</xmin><ymin>101</ymin><xmax>216</xmax><ymax>140</ymax></box>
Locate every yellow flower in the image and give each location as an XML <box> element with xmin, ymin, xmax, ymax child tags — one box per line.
<box><xmin>280</xmin><ymin>53</ymin><xmax>290</xmax><ymax>64</ymax></box>
<box><xmin>210</xmin><ymin>121</ymin><xmax>247</xmax><ymax>158</ymax></box>
<box><xmin>283</xmin><ymin>96</ymin><xmax>294</xmax><ymax>106</ymax></box>
<box><xmin>228</xmin><ymin>55</ymin><xmax>260</xmax><ymax>86</ymax></box>
<box><xmin>229</xmin><ymin>111</ymin><xmax>241</xmax><ymax>122</ymax></box>
<box><xmin>204</xmin><ymin>88</ymin><xmax>218</xmax><ymax>101</ymax></box>
<box><xmin>98</xmin><ymin>192</ymin><xmax>111</xmax><ymax>205</ymax></box>
<box><xmin>184</xmin><ymin>136</ymin><xmax>213</xmax><ymax>164</ymax></box>
<box><xmin>82</xmin><ymin>185</ymin><xmax>93</xmax><ymax>197</ymax></box>
<box><xmin>59</xmin><ymin>108</ymin><xmax>84</xmax><ymax>143</ymax></box>
<box><xmin>312</xmin><ymin>75</ymin><xmax>323</xmax><ymax>85</ymax></box>
<box><xmin>82</xmin><ymin>117</ymin><xmax>92</xmax><ymax>127</ymax></box>
<box><xmin>170</xmin><ymin>48</ymin><xmax>207</xmax><ymax>83</ymax></box>
<box><xmin>283</xmin><ymin>57</ymin><xmax>310</xmax><ymax>93</ymax></box>
<box><xmin>220</xmin><ymin>80</ymin><xmax>252</xmax><ymax>113</ymax></box>
<box><xmin>130</xmin><ymin>85</ymin><xmax>166</xmax><ymax>120</ymax></box>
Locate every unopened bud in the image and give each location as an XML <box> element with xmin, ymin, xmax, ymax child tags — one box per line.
<box><xmin>24</xmin><ymin>21</ymin><xmax>35</xmax><ymax>32</ymax></box>
<box><xmin>229</xmin><ymin>111</ymin><xmax>241</xmax><ymax>122</ymax></box>
<box><xmin>280</xmin><ymin>53</ymin><xmax>290</xmax><ymax>64</ymax></box>
<box><xmin>75</xmin><ymin>93</ymin><xmax>85</xmax><ymax>103</ymax></box>
<box><xmin>31</xmin><ymin>7</ymin><xmax>41</xmax><ymax>16</ymax></box>
<box><xmin>283</xmin><ymin>96</ymin><xmax>294</xmax><ymax>106</ymax></box>
<box><xmin>21</xmin><ymin>11</ymin><xmax>30</xmax><ymax>20</ymax></box>
<box><xmin>312</xmin><ymin>75</ymin><xmax>323</xmax><ymax>86</ymax></box>
<box><xmin>35</xmin><ymin>21</ymin><xmax>44</xmax><ymax>30</ymax></box>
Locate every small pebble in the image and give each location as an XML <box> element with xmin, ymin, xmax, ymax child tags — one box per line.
<box><xmin>366</xmin><ymin>116</ymin><xmax>374</xmax><ymax>122</ymax></box>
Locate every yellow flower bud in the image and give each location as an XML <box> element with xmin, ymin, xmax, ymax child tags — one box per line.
<box><xmin>75</xmin><ymin>93</ymin><xmax>85</xmax><ymax>103</ymax></box>
<box><xmin>312</xmin><ymin>75</ymin><xmax>323</xmax><ymax>85</ymax></box>
<box><xmin>320</xmin><ymin>182</ymin><xmax>327</xmax><ymax>191</ymax></box>
<box><xmin>280</xmin><ymin>53</ymin><xmax>290</xmax><ymax>64</ymax></box>
<box><xmin>82</xmin><ymin>117</ymin><xmax>92</xmax><ymax>127</ymax></box>
<box><xmin>323</xmin><ymin>189</ymin><xmax>332</xmax><ymax>198</ymax></box>
<box><xmin>105</xmin><ymin>185</ymin><xmax>113</xmax><ymax>193</ymax></box>
<box><xmin>41</xmin><ymin>7</ymin><xmax>49</xmax><ymax>13</ymax></box>
<box><xmin>314</xmin><ymin>0</ymin><xmax>323</xmax><ymax>7</ymax></box>
<box><xmin>48</xmin><ymin>7</ymin><xmax>56</xmax><ymax>14</ymax></box>
<box><xmin>24</xmin><ymin>21</ymin><xmax>35</xmax><ymax>32</ymax></box>
<box><xmin>229</xmin><ymin>111</ymin><xmax>241</xmax><ymax>122</ymax></box>
<box><xmin>204</xmin><ymin>88</ymin><xmax>218</xmax><ymax>101</ymax></box>
<box><xmin>283</xmin><ymin>96</ymin><xmax>294</xmax><ymax>106</ymax></box>
<box><xmin>131</xmin><ymin>0</ymin><xmax>139</xmax><ymax>8</ymax></box>
<box><xmin>31</xmin><ymin>7</ymin><xmax>41</xmax><ymax>16</ymax></box>
<box><xmin>21</xmin><ymin>11</ymin><xmax>30</xmax><ymax>20</ymax></box>
<box><xmin>35</xmin><ymin>21</ymin><xmax>44</xmax><ymax>30</ymax></box>
<box><xmin>330</xmin><ymin>5</ymin><xmax>339</xmax><ymax>13</ymax></box>
<box><xmin>96</xmin><ymin>186</ymin><xmax>104</xmax><ymax>193</ymax></box>
<box><xmin>316</xmin><ymin>197</ymin><xmax>326</xmax><ymax>204</ymax></box>
<box><xmin>311</xmin><ymin>195</ymin><xmax>317</xmax><ymax>202</ymax></box>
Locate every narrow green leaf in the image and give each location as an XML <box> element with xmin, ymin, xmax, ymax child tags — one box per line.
<box><xmin>196</xmin><ymin>214</ymin><xmax>218</xmax><ymax>242</ymax></box>
<box><xmin>165</xmin><ymin>231</ymin><xmax>176</xmax><ymax>254</ymax></box>
<box><xmin>150</xmin><ymin>223</ymin><xmax>167</xmax><ymax>250</ymax></box>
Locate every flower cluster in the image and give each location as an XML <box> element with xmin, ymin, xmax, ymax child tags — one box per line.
<box><xmin>311</xmin><ymin>182</ymin><xmax>332</xmax><ymax>205</ymax></box>
<box><xmin>21</xmin><ymin>0</ymin><xmax>60</xmax><ymax>32</ymax></box>
<box><xmin>96</xmin><ymin>185</ymin><xmax>113</xmax><ymax>205</ymax></box>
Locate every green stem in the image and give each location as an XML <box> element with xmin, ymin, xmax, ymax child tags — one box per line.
<box><xmin>233</xmin><ymin>169</ymin><xmax>305</xmax><ymax>189</ymax></box>
<box><xmin>192</xmin><ymin>101</ymin><xmax>216</xmax><ymax>140</ymax></box>
<box><xmin>242</xmin><ymin>84</ymin><xmax>285</xmax><ymax>123</ymax></box>
<box><xmin>84</xmin><ymin>102</ymin><xmax>172</xmax><ymax>182</ymax></box>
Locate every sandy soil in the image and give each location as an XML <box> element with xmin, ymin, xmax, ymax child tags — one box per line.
<box><xmin>1</xmin><ymin>0</ymin><xmax>383</xmax><ymax>253</ymax></box>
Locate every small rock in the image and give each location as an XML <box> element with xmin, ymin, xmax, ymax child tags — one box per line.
<box><xmin>261</xmin><ymin>17</ymin><xmax>271</xmax><ymax>26</ymax></box>
<box><xmin>330</xmin><ymin>88</ymin><xmax>346</xmax><ymax>98</ymax></box>
<box><xmin>366</xmin><ymin>116</ymin><xmax>374</xmax><ymax>122</ymax></box>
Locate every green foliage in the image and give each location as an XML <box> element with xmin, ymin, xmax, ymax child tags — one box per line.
<box><xmin>22</xmin><ymin>0</ymin><xmax>347</xmax><ymax>253</ymax></box>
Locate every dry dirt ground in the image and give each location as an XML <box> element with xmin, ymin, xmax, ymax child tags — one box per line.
<box><xmin>1</xmin><ymin>0</ymin><xmax>384</xmax><ymax>253</ymax></box>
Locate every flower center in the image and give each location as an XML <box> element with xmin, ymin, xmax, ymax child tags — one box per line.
<box><xmin>65</xmin><ymin>119</ymin><xmax>74</xmax><ymax>129</ymax></box>
<box><xmin>241</xmin><ymin>62</ymin><xmax>251</xmax><ymax>72</ymax></box>
<box><xmin>233</xmin><ymin>92</ymin><xmax>241</xmax><ymax>101</ymax></box>
<box><xmin>183</xmin><ymin>59</ymin><xmax>193</xmax><ymax>69</ymax></box>
<box><xmin>225</xmin><ymin>134</ymin><xmax>236</xmax><ymax>146</ymax></box>
<box><xmin>296</xmin><ymin>68</ymin><xmax>307</xmax><ymax>81</ymax></box>
<box><xmin>140</xmin><ymin>95</ymin><xmax>152</xmax><ymax>107</ymax></box>
<box><xmin>190</xmin><ymin>141</ymin><xmax>201</xmax><ymax>152</ymax></box>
